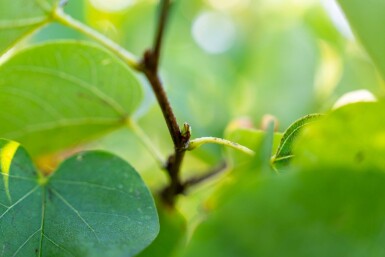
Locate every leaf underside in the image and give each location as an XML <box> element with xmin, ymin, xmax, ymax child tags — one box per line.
<box><xmin>0</xmin><ymin>41</ymin><xmax>142</xmax><ymax>156</ymax></box>
<box><xmin>0</xmin><ymin>0</ymin><xmax>58</xmax><ymax>55</ymax></box>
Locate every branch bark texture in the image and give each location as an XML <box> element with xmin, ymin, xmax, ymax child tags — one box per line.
<box><xmin>139</xmin><ymin>0</ymin><xmax>189</xmax><ymax>206</ymax></box>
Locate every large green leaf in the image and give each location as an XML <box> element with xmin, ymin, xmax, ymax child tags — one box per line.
<box><xmin>0</xmin><ymin>0</ymin><xmax>57</xmax><ymax>55</ymax></box>
<box><xmin>294</xmin><ymin>102</ymin><xmax>385</xmax><ymax>171</ymax></box>
<box><xmin>0</xmin><ymin>41</ymin><xmax>142</xmax><ymax>156</ymax></box>
<box><xmin>182</xmin><ymin>167</ymin><xmax>385</xmax><ymax>257</ymax></box>
<box><xmin>337</xmin><ymin>0</ymin><xmax>385</xmax><ymax>79</ymax></box>
<box><xmin>0</xmin><ymin>138</ymin><xmax>158</xmax><ymax>257</ymax></box>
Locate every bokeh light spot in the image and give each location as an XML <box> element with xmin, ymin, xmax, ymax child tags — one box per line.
<box><xmin>192</xmin><ymin>12</ymin><xmax>236</xmax><ymax>54</ymax></box>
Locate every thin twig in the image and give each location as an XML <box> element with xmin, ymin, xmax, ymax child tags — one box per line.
<box><xmin>152</xmin><ymin>0</ymin><xmax>172</xmax><ymax>71</ymax></box>
<box><xmin>183</xmin><ymin>162</ymin><xmax>228</xmax><ymax>190</ymax></box>
<box><xmin>188</xmin><ymin>137</ymin><xmax>255</xmax><ymax>155</ymax></box>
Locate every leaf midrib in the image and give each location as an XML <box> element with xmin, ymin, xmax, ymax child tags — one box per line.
<box><xmin>275</xmin><ymin>115</ymin><xmax>321</xmax><ymax>158</ymax></box>
<box><xmin>0</xmin><ymin>17</ymin><xmax>47</xmax><ymax>29</ymax></box>
<box><xmin>4</xmin><ymin>65</ymin><xmax>128</xmax><ymax>116</ymax></box>
<box><xmin>276</xmin><ymin>122</ymin><xmax>312</xmax><ymax>157</ymax></box>
<box><xmin>3</xmin><ymin>117</ymin><xmax>122</xmax><ymax>139</ymax></box>
<box><xmin>38</xmin><ymin>187</ymin><xmax>46</xmax><ymax>257</ymax></box>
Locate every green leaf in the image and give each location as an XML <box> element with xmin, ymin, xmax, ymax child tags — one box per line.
<box><xmin>182</xmin><ymin>167</ymin><xmax>385</xmax><ymax>257</ymax></box>
<box><xmin>0</xmin><ymin>138</ymin><xmax>159</xmax><ymax>257</ymax></box>
<box><xmin>272</xmin><ymin>114</ymin><xmax>322</xmax><ymax>169</ymax></box>
<box><xmin>136</xmin><ymin>203</ymin><xmax>186</xmax><ymax>257</ymax></box>
<box><xmin>337</xmin><ymin>0</ymin><xmax>385</xmax><ymax>79</ymax></box>
<box><xmin>0</xmin><ymin>41</ymin><xmax>142</xmax><ymax>156</ymax></box>
<box><xmin>294</xmin><ymin>102</ymin><xmax>385</xmax><ymax>171</ymax></box>
<box><xmin>0</xmin><ymin>0</ymin><xmax>57</xmax><ymax>55</ymax></box>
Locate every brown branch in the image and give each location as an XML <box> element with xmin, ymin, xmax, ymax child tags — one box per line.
<box><xmin>160</xmin><ymin>151</ymin><xmax>186</xmax><ymax>204</ymax></box>
<box><xmin>139</xmin><ymin>0</ymin><xmax>189</xmax><ymax>206</ymax></box>
<box><xmin>140</xmin><ymin>0</ymin><xmax>228</xmax><ymax>206</ymax></box>
<box><xmin>152</xmin><ymin>0</ymin><xmax>172</xmax><ymax>72</ymax></box>
<box><xmin>141</xmin><ymin>61</ymin><xmax>182</xmax><ymax>147</ymax></box>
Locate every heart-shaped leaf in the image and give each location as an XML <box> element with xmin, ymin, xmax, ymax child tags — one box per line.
<box><xmin>272</xmin><ymin>114</ymin><xmax>322</xmax><ymax>169</ymax></box>
<box><xmin>337</xmin><ymin>0</ymin><xmax>385</xmax><ymax>80</ymax></box>
<box><xmin>0</xmin><ymin>139</ymin><xmax>158</xmax><ymax>257</ymax></box>
<box><xmin>0</xmin><ymin>41</ymin><xmax>142</xmax><ymax>156</ymax></box>
<box><xmin>0</xmin><ymin>0</ymin><xmax>57</xmax><ymax>55</ymax></box>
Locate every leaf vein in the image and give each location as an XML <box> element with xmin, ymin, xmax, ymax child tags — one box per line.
<box><xmin>0</xmin><ymin>87</ymin><xmax>62</xmax><ymax>120</ymax></box>
<box><xmin>0</xmin><ymin>18</ymin><xmax>51</xmax><ymax>56</ymax></box>
<box><xmin>273</xmin><ymin>155</ymin><xmax>295</xmax><ymax>162</ymax></box>
<box><xmin>0</xmin><ymin>202</ymin><xmax>9</xmax><ymax>208</ymax></box>
<box><xmin>0</xmin><ymin>186</ymin><xmax>38</xmax><ymax>220</ymax></box>
<box><xmin>52</xmin><ymin>180</ymin><xmax>124</xmax><ymax>193</ymax></box>
<box><xmin>43</xmin><ymin>234</ymin><xmax>76</xmax><ymax>257</ymax></box>
<box><xmin>3</xmin><ymin>117</ymin><xmax>120</xmax><ymax>139</ymax></box>
<box><xmin>0</xmin><ymin>17</ymin><xmax>46</xmax><ymax>29</ymax></box>
<box><xmin>11</xmin><ymin>228</ymin><xmax>41</xmax><ymax>257</ymax></box>
<box><xmin>51</xmin><ymin>188</ymin><xmax>101</xmax><ymax>242</ymax></box>
<box><xmin>80</xmin><ymin>211</ymin><xmax>132</xmax><ymax>220</ymax></box>
<box><xmin>7</xmin><ymin>65</ymin><xmax>127</xmax><ymax>116</ymax></box>
<box><xmin>0</xmin><ymin>172</ymin><xmax>37</xmax><ymax>181</ymax></box>
<box><xmin>38</xmin><ymin>188</ymin><xmax>46</xmax><ymax>257</ymax></box>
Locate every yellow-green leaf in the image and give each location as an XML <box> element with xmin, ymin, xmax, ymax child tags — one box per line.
<box><xmin>0</xmin><ymin>41</ymin><xmax>142</xmax><ymax>156</ymax></box>
<box><xmin>0</xmin><ymin>0</ymin><xmax>58</xmax><ymax>55</ymax></box>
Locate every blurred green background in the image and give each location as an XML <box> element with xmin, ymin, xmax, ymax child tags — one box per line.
<box><xmin>29</xmin><ymin>0</ymin><xmax>385</xmax><ymax>222</ymax></box>
<box><xmin>30</xmin><ymin>0</ymin><xmax>384</xmax><ymax>183</ymax></box>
